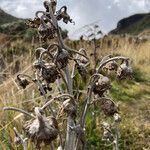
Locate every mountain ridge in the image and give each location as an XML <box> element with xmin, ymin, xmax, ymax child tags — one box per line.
<box><xmin>0</xmin><ymin>8</ymin><xmax>19</xmax><ymax>25</ymax></box>
<box><xmin>110</xmin><ymin>12</ymin><xmax>150</xmax><ymax>35</ymax></box>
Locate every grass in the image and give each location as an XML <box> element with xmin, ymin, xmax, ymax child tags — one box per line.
<box><xmin>0</xmin><ymin>34</ymin><xmax>150</xmax><ymax>149</ymax></box>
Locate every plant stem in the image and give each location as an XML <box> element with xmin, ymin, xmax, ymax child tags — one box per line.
<box><xmin>13</xmin><ymin>127</ymin><xmax>28</xmax><ymax>150</ymax></box>
<box><xmin>114</xmin><ymin>123</ymin><xmax>119</xmax><ymax>150</ymax></box>
<box><xmin>3</xmin><ymin>107</ymin><xmax>35</xmax><ymax>118</ymax></box>
<box><xmin>96</xmin><ymin>56</ymin><xmax>128</xmax><ymax>73</ymax></box>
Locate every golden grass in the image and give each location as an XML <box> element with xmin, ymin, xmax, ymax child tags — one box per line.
<box><xmin>0</xmin><ymin>36</ymin><xmax>149</xmax><ymax>149</ymax></box>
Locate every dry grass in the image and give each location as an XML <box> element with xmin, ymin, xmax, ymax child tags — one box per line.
<box><xmin>0</xmin><ymin>35</ymin><xmax>150</xmax><ymax>149</ymax></box>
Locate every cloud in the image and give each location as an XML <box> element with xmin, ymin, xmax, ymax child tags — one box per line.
<box><xmin>0</xmin><ymin>0</ymin><xmax>149</xmax><ymax>39</ymax></box>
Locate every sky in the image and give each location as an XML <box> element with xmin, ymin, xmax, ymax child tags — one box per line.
<box><xmin>0</xmin><ymin>0</ymin><xmax>150</xmax><ymax>39</ymax></box>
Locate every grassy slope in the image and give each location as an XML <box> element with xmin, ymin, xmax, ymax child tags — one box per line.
<box><xmin>0</xmin><ymin>35</ymin><xmax>149</xmax><ymax>149</ymax></box>
<box><xmin>110</xmin><ymin>13</ymin><xmax>150</xmax><ymax>35</ymax></box>
<box><xmin>0</xmin><ymin>9</ymin><xmax>18</xmax><ymax>25</ymax></box>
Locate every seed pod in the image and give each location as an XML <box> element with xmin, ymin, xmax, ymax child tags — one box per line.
<box><xmin>38</xmin><ymin>23</ymin><xmax>56</xmax><ymax>41</ymax></box>
<box><xmin>41</xmin><ymin>63</ymin><xmax>59</xmax><ymax>84</ymax></box>
<box><xmin>43</xmin><ymin>0</ymin><xmax>57</xmax><ymax>13</ymax></box>
<box><xmin>117</xmin><ymin>60</ymin><xmax>132</xmax><ymax>80</ymax></box>
<box><xmin>100</xmin><ymin>98</ymin><xmax>118</xmax><ymax>116</ymax></box>
<box><xmin>55</xmin><ymin>49</ymin><xmax>69</xmax><ymax>69</ymax></box>
<box><xmin>24</xmin><ymin>107</ymin><xmax>58</xmax><ymax>149</ymax></box>
<box><xmin>103</xmin><ymin>61</ymin><xmax>118</xmax><ymax>71</ymax></box>
<box><xmin>16</xmin><ymin>76</ymin><xmax>30</xmax><ymax>89</ymax></box>
<box><xmin>93</xmin><ymin>75</ymin><xmax>111</xmax><ymax>96</ymax></box>
<box><xmin>56</xmin><ymin>6</ymin><xmax>74</xmax><ymax>24</ymax></box>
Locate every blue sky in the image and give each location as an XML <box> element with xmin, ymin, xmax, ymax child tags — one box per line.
<box><xmin>0</xmin><ymin>0</ymin><xmax>150</xmax><ymax>38</ymax></box>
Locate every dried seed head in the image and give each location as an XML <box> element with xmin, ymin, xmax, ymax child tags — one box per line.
<box><xmin>24</xmin><ymin>107</ymin><xmax>58</xmax><ymax>148</ymax></box>
<box><xmin>16</xmin><ymin>76</ymin><xmax>30</xmax><ymax>89</ymax></box>
<box><xmin>117</xmin><ymin>61</ymin><xmax>132</xmax><ymax>80</ymax></box>
<box><xmin>93</xmin><ymin>75</ymin><xmax>111</xmax><ymax>96</ymax></box>
<box><xmin>100</xmin><ymin>98</ymin><xmax>118</xmax><ymax>116</ymax></box>
<box><xmin>43</xmin><ymin>1</ymin><xmax>50</xmax><ymax>12</ymax></box>
<box><xmin>55</xmin><ymin>49</ymin><xmax>69</xmax><ymax>69</ymax></box>
<box><xmin>103</xmin><ymin>61</ymin><xmax>118</xmax><ymax>71</ymax></box>
<box><xmin>56</xmin><ymin>6</ymin><xmax>74</xmax><ymax>24</ymax></box>
<box><xmin>38</xmin><ymin>23</ymin><xmax>56</xmax><ymax>41</ymax></box>
<box><xmin>43</xmin><ymin>0</ymin><xmax>57</xmax><ymax>13</ymax></box>
<box><xmin>41</xmin><ymin>63</ymin><xmax>59</xmax><ymax>84</ymax></box>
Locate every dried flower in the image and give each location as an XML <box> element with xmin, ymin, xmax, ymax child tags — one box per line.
<box><xmin>100</xmin><ymin>98</ymin><xmax>118</xmax><ymax>116</ymax></box>
<box><xmin>24</xmin><ymin>107</ymin><xmax>58</xmax><ymax>149</ymax></box>
<box><xmin>43</xmin><ymin>0</ymin><xmax>57</xmax><ymax>14</ymax></box>
<box><xmin>117</xmin><ymin>60</ymin><xmax>132</xmax><ymax>80</ymax></box>
<box><xmin>55</xmin><ymin>49</ymin><xmax>69</xmax><ymax>69</ymax></box>
<box><xmin>103</xmin><ymin>61</ymin><xmax>118</xmax><ymax>71</ymax></box>
<box><xmin>16</xmin><ymin>75</ymin><xmax>30</xmax><ymax>89</ymax></box>
<box><xmin>93</xmin><ymin>75</ymin><xmax>111</xmax><ymax>96</ymax></box>
<box><xmin>38</xmin><ymin>22</ymin><xmax>56</xmax><ymax>41</ymax></box>
<box><xmin>56</xmin><ymin>6</ymin><xmax>74</xmax><ymax>24</ymax></box>
<box><xmin>40</xmin><ymin>63</ymin><xmax>59</xmax><ymax>84</ymax></box>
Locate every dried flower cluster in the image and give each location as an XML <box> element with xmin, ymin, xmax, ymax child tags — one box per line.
<box><xmin>3</xmin><ymin>0</ymin><xmax>133</xmax><ymax>150</ymax></box>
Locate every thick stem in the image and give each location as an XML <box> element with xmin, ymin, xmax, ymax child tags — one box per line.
<box><xmin>63</xmin><ymin>66</ymin><xmax>73</xmax><ymax>94</ymax></box>
<box><xmin>50</xmin><ymin>142</ymin><xmax>54</xmax><ymax>150</ymax></box>
<box><xmin>93</xmin><ymin>38</ymin><xmax>97</xmax><ymax>71</ymax></box>
<box><xmin>47</xmin><ymin>4</ymin><xmax>78</xmax><ymax>150</ymax></box>
<box><xmin>113</xmin><ymin>123</ymin><xmax>119</xmax><ymax>150</ymax></box>
<box><xmin>63</xmin><ymin>66</ymin><xmax>76</xmax><ymax>150</ymax></box>
<box><xmin>13</xmin><ymin>127</ymin><xmax>28</xmax><ymax>150</ymax></box>
<box><xmin>34</xmin><ymin>76</ymin><xmax>56</xmax><ymax>118</ymax></box>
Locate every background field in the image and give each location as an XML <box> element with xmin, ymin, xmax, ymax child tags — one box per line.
<box><xmin>0</xmin><ymin>9</ymin><xmax>150</xmax><ymax>150</ymax></box>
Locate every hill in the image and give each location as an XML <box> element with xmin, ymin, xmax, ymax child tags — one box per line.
<box><xmin>110</xmin><ymin>13</ymin><xmax>150</xmax><ymax>35</ymax></box>
<box><xmin>0</xmin><ymin>8</ymin><xmax>18</xmax><ymax>25</ymax></box>
<box><xmin>0</xmin><ymin>8</ymin><xmax>27</xmax><ymax>35</ymax></box>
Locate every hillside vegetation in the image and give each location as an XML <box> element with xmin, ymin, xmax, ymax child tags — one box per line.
<box><xmin>0</xmin><ymin>33</ymin><xmax>150</xmax><ymax>149</ymax></box>
<box><xmin>0</xmin><ymin>9</ymin><xmax>150</xmax><ymax>150</ymax></box>
<box><xmin>110</xmin><ymin>12</ymin><xmax>150</xmax><ymax>35</ymax></box>
<box><xmin>0</xmin><ymin>8</ymin><xmax>18</xmax><ymax>25</ymax></box>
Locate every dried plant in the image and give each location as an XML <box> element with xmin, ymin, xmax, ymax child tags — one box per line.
<box><xmin>3</xmin><ymin>0</ymin><xmax>133</xmax><ymax>150</ymax></box>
